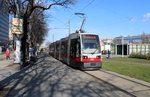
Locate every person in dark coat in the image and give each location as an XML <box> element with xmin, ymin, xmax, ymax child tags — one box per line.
<box><xmin>107</xmin><ymin>49</ymin><xmax>111</xmax><ymax>59</ymax></box>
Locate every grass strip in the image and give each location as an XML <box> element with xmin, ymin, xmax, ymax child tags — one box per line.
<box><xmin>103</xmin><ymin>61</ymin><xmax>150</xmax><ymax>82</ymax></box>
<box><xmin>104</xmin><ymin>57</ymin><xmax>150</xmax><ymax>63</ymax></box>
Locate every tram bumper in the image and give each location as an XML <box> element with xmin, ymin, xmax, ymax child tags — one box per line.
<box><xmin>80</xmin><ymin>61</ymin><xmax>102</xmax><ymax>70</ymax></box>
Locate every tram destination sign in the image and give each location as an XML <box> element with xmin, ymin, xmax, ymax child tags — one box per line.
<box><xmin>83</xmin><ymin>36</ymin><xmax>96</xmax><ymax>39</ymax></box>
<box><xmin>12</xmin><ymin>18</ymin><xmax>23</xmax><ymax>34</ymax></box>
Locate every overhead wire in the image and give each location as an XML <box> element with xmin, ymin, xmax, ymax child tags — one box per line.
<box><xmin>49</xmin><ymin>0</ymin><xmax>97</xmax><ymax>30</ymax></box>
<box><xmin>69</xmin><ymin>0</ymin><xmax>97</xmax><ymax>31</ymax></box>
<box><xmin>90</xmin><ymin>1</ymin><xmax>137</xmax><ymax>26</ymax></box>
<box><xmin>49</xmin><ymin>0</ymin><xmax>137</xmax><ymax>27</ymax></box>
<box><xmin>47</xmin><ymin>0</ymin><xmax>100</xmax><ymax>41</ymax></box>
<box><xmin>79</xmin><ymin>0</ymin><xmax>96</xmax><ymax>12</ymax></box>
<box><xmin>70</xmin><ymin>0</ymin><xmax>96</xmax><ymax>18</ymax></box>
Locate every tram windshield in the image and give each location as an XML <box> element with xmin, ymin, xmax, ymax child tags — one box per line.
<box><xmin>82</xmin><ymin>35</ymin><xmax>101</xmax><ymax>54</ymax></box>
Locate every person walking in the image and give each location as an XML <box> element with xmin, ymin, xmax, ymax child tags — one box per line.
<box><xmin>5</xmin><ymin>48</ymin><xmax>10</xmax><ymax>60</ymax></box>
<box><xmin>107</xmin><ymin>49</ymin><xmax>111</xmax><ymax>59</ymax></box>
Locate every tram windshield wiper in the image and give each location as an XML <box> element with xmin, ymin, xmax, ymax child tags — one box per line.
<box><xmin>91</xmin><ymin>49</ymin><xmax>98</xmax><ymax>55</ymax></box>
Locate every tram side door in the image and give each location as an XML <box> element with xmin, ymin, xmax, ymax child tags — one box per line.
<box><xmin>70</xmin><ymin>38</ymin><xmax>81</xmax><ymax>66</ymax></box>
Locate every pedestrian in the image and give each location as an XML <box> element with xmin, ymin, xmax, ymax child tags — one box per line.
<box><xmin>5</xmin><ymin>48</ymin><xmax>10</xmax><ymax>60</ymax></box>
<box><xmin>107</xmin><ymin>49</ymin><xmax>111</xmax><ymax>59</ymax></box>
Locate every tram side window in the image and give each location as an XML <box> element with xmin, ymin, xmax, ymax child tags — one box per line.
<box><xmin>56</xmin><ymin>43</ymin><xmax>60</xmax><ymax>54</ymax></box>
<box><xmin>50</xmin><ymin>44</ymin><xmax>54</xmax><ymax>52</ymax></box>
<box><xmin>76</xmin><ymin>41</ymin><xmax>80</xmax><ymax>57</ymax></box>
<box><xmin>61</xmin><ymin>41</ymin><xmax>68</xmax><ymax>57</ymax></box>
<box><xmin>64</xmin><ymin>41</ymin><xmax>68</xmax><ymax>57</ymax></box>
<box><xmin>70</xmin><ymin>38</ymin><xmax>80</xmax><ymax>58</ymax></box>
<box><xmin>61</xmin><ymin>42</ymin><xmax>65</xmax><ymax>55</ymax></box>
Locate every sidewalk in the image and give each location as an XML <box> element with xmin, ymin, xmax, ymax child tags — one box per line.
<box><xmin>0</xmin><ymin>53</ymin><xmax>20</xmax><ymax>81</ymax></box>
<box><xmin>0</xmin><ymin>52</ymin><xmax>14</xmax><ymax>68</ymax></box>
<box><xmin>0</xmin><ymin>53</ymin><xmax>5</xmax><ymax>60</ymax></box>
<box><xmin>0</xmin><ymin>60</ymin><xmax>14</xmax><ymax>68</ymax></box>
<box><xmin>0</xmin><ymin>55</ymin><xmax>136</xmax><ymax>97</ymax></box>
<box><xmin>0</xmin><ymin>54</ymin><xmax>150</xmax><ymax>97</ymax></box>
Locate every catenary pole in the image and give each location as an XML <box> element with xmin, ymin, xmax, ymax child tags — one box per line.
<box><xmin>122</xmin><ymin>36</ymin><xmax>124</xmax><ymax>57</ymax></box>
<box><xmin>68</xmin><ymin>20</ymin><xmax>70</xmax><ymax>35</ymax></box>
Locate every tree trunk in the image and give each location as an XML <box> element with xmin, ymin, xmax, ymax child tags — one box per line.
<box><xmin>22</xmin><ymin>16</ymin><xmax>28</xmax><ymax>66</ymax></box>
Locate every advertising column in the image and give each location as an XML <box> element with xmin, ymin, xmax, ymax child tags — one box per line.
<box><xmin>12</xmin><ymin>18</ymin><xmax>23</xmax><ymax>63</ymax></box>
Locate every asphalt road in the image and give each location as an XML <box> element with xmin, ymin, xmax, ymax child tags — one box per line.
<box><xmin>0</xmin><ymin>54</ymin><xmax>135</xmax><ymax>97</ymax></box>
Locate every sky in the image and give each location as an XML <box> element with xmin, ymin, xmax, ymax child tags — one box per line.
<box><xmin>44</xmin><ymin>0</ymin><xmax>150</xmax><ymax>43</ymax></box>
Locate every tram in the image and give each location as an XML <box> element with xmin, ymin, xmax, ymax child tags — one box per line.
<box><xmin>49</xmin><ymin>30</ymin><xmax>102</xmax><ymax>70</ymax></box>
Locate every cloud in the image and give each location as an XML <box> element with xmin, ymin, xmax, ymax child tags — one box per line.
<box><xmin>129</xmin><ymin>17</ymin><xmax>138</xmax><ymax>22</ymax></box>
<box><xmin>142</xmin><ymin>13</ymin><xmax>150</xmax><ymax>22</ymax></box>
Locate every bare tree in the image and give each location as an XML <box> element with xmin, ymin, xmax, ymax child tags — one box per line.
<box><xmin>29</xmin><ymin>9</ymin><xmax>47</xmax><ymax>47</ymax></box>
<box><xmin>1</xmin><ymin>0</ymin><xmax>76</xmax><ymax>65</ymax></box>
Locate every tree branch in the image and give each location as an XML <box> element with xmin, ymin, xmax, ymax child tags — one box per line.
<box><xmin>27</xmin><ymin>2</ymin><xmax>65</xmax><ymax>18</ymax></box>
<box><xmin>21</xmin><ymin>0</ymin><xmax>28</xmax><ymax>7</ymax></box>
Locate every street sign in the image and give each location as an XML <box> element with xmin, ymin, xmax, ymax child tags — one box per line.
<box><xmin>12</xmin><ymin>18</ymin><xmax>23</xmax><ymax>34</ymax></box>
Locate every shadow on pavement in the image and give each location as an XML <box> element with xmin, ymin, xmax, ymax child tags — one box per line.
<box><xmin>0</xmin><ymin>55</ymin><xmax>135</xmax><ymax>97</ymax></box>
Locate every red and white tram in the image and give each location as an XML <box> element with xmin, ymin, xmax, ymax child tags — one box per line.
<box><xmin>49</xmin><ymin>31</ymin><xmax>102</xmax><ymax>70</ymax></box>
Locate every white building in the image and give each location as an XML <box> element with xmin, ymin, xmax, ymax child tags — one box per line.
<box><xmin>113</xmin><ymin>33</ymin><xmax>150</xmax><ymax>55</ymax></box>
<box><xmin>101</xmin><ymin>39</ymin><xmax>114</xmax><ymax>54</ymax></box>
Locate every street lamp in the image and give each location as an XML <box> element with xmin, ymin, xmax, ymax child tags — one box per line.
<box><xmin>74</xmin><ymin>13</ymin><xmax>86</xmax><ymax>32</ymax></box>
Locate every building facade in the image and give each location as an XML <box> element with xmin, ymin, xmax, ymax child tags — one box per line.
<box><xmin>101</xmin><ymin>39</ymin><xmax>114</xmax><ymax>54</ymax></box>
<box><xmin>0</xmin><ymin>4</ymin><xmax>9</xmax><ymax>52</ymax></box>
<box><xmin>113</xmin><ymin>33</ymin><xmax>150</xmax><ymax>55</ymax></box>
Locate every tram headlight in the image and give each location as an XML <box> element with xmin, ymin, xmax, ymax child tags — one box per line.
<box><xmin>96</xmin><ymin>56</ymin><xmax>101</xmax><ymax>59</ymax></box>
<box><xmin>82</xmin><ymin>56</ymin><xmax>88</xmax><ymax>59</ymax></box>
